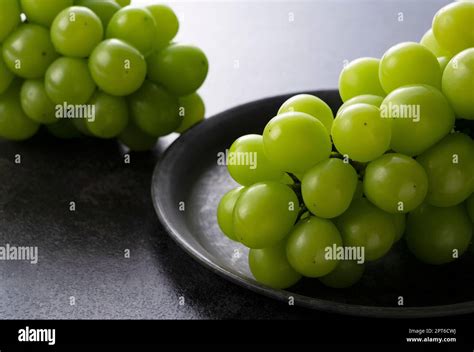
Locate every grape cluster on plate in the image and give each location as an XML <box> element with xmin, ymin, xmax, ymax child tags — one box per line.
<box><xmin>217</xmin><ymin>0</ymin><xmax>474</xmax><ymax>290</ymax></box>
<box><xmin>0</xmin><ymin>0</ymin><xmax>208</xmax><ymax>150</ymax></box>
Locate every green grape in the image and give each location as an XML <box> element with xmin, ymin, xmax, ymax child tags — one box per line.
<box><xmin>106</xmin><ymin>7</ymin><xmax>157</xmax><ymax>56</ymax></box>
<box><xmin>147</xmin><ymin>44</ymin><xmax>208</xmax><ymax>96</ymax></box>
<box><xmin>115</xmin><ymin>0</ymin><xmax>130</xmax><ymax>7</ymax></box>
<box><xmin>217</xmin><ymin>187</ymin><xmax>244</xmax><ymax>241</ymax></box>
<box><xmin>392</xmin><ymin>213</ymin><xmax>406</xmax><ymax>242</ymax></box>
<box><xmin>85</xmin><ymin>91</ymin><xmax>128</xmax><ymax>138</ymax></box>
<box><xmin>331</xmin><ymin>104</ymin><xmax>391</xmax><ymax>162</ymax></box>
<box><xmin>277</xmin><ymin>94</ymin><xmax>334</xmax><ymax>134</ymax></box>
<box><xmin>118</xmin><ymin>120</ymin><xmax>157</xmax><ymax>151</ymax></box>
<box><xmin>249</xmin><ymin>242</ymin><xmax>302</xmax><ymax>289</ymax></box>
<box><xmin>0</xmin><ymin>80</ymin><xmax>40</xmax><ymax>141</ymax></box>
<box><xmin>128</xmin><ymin>80</ymin><xmax>180</xmax><ymax>137</ymax></box>
<box><xmin>76</xmin><ymin>0</ymin><xmax>120</xmax><ymax>28</ymax></box>
<box><xmin>20</xmin><ymin>79</ymin><xmax>57</xmax><ymax>124</ymax></box>
<box><xmin>175</xmin><ymin>93</ymin><xmax>205</xmax><ymax>133</ymax></box>
<box><xmin>47</xmin><ymin>119</ymin><xmax>82</xmax><ymax>138</ymax></box>
<box><xmin>466</xmin><ymin>193</ymin><xmax>474</xmax><ymax>222</ymax></box>
<box><xmin>336</xmin><ymin>94</ymin><xmax>384</xmax><ymax>115</ymax></box>
<box><xmin>352</xmin><ymin>180</ymin><xmax>364</xmax><ymax>202</ymax></box>
<box><xmin>338</xmin><ymin>57</ymin><xmax>385</xmax><ymax>101</ymax></box>
<box><xmin>438</xmin><ymin>56</ymin><xmax>450</xmax><ymax>72</ymax></box>
<box><xmin>233</xmin><ymin>182</ymin><xmax>298</xmax><ymax>249</ymax></box>
<box><xmin>2</xmin><ymin>24</ymin><xmax>58</xmax><ymax>79</ymax></box>
<box><xmin>262</xmin><ymin>112</ymin><xmax>332</xmax><ymax>174</ymax></box>
<box><xmin>432</xmin><ymin>2</ymin><xmax>474</xmax><ymax>55</ymax></box>
<box><xmin>227</xmin><ymin>134</ymin><xmax>284</xmax><ymax>186</ymax></box>
<box><xmin>417</xmin><ymin>133</ymin><xmax>474</xmax><ymax>207</ymax></box>
<box><xmin>45</xmin><ymin>57</ymin><xmax>96</xmax><ymax>104</ymax></box>
<box><xmin>72</xmin><ymin>118</ymin><xmax>93</xmax><ymax>136</ymax></box>
<box><xmin>51</xmin><ymin>6</ymin><xmax>103</xmax><ymax>58</ymax></box>
<box><xmin>0</xmin><ymin>0</ymin><xmax>21</xmax><ymax>43</ymax></box>
<box><xmin>406</xmin><ymin>203</ymin><xmax>472</xmax><ymax>265</ymax></box>
<box><xmin>0</xmin><ymin>47</ymin><xmax>14</xmax><ymax>94</ymax></box>
<box><xmin>420</xmin><ymin>29</ymin><xmax>451</xmax><ymax>57</ymax></box>
<box><xmin>381</xmin><ymin>85</ymin><xmax>455</xmax><ymax>156</ymax></box>
<box><xmin>363</xmin><ymin>153</ymin><xmax>428</xmax><ymax>214</ymax></box>
<box><xmin>302</xmin><ymin>158</ymin><xmax>358</xmax><ymax>218</ymax></box>
<box><xmin>89</xmin><ymin>39</ymin><xmax>146</xmax><ymax>96</ymax></box>
<box><xmin>286</xmin><ymin>216</ymin><xmax>342</xmax><ymax>277</ymax></box>
<box><xmin>379</xmin><ymin>42</ymin><xmax>441</xmax><ymax>93</ymax></box>
<box><xmin>319</xmin><ymin>259</ymin><xmax>365</xmax><ymax>288</ymax></box>
<box><xmin>20</xmin><ymin>0</ymin><xmax>73</xmax><ymax>27</ymax></box>
<box><xmin>442</xmin><ymin>48</ymin><xmax>474</xmax><ymax>120</ymax></box>
<box><xmin>146</xmin><ymin>4</ymin><xmax>179</xmax><ymax>51</ymax></box>
<box><xmin>336</xmin><ymin>198</ymin><xmax>395</xmax><ymax>261</ymax></box>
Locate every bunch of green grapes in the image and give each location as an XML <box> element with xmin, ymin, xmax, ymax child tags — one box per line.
<box><xmin>217</xmin><ymin>0</ymin><xmax>473</xmax><ymax>290</ymax></box>
<box><xmin>0</xmin><ymin>0</ymin><xmax>208</xmax><ymax>150</ymax></box>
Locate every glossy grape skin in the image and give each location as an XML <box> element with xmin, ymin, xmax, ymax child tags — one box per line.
<box><xmin>21</xmin><ymin>0</ymin><xmax>73</xmax><ymax>27</ymax></box>
<box><xmin>45</xmin><ymin>57</ymin><xmax>96</xmax><ymax>104</ymax></box>
<box><xmin>286</xmin><ymin>216</ymin><xmax>342</xmax><ymax>277</ymax></box>
<box><xmin>20</xmin><ymin>80</ymin><xmax>57</xmax><ymax>124</ymax></box>
<box><xmin>217</xmin><ymin>187</ymin><xmax>244</xmax><ymax>241</ymax></box>
<box><xmin>0</xmin><ymin>0</ymin><xmax>21</xmax><ymax>43</ymax></box>
<box><xmin>302</xmin><ymin>158</ymin><xmax>358</xmax><ymax>218</ymax></box>
<box><xmin>466</xmin><ymin>193</ymin><xmax>474</xmax><ymax>223</ymax></box>
<box><xmin>147</xmin><ymin>44</ymin><xmax>208</xmax><ymax>96</ymax></box>
<box><xmin>118</xmin><ymin>120</ymin><xmax>157</xmax><ymax>152</ymax></box>
<box><xmin>2</xmin><ymin>24</ymin><xmax>58</xmax><ymax>79</ymax></box>
<box><xmin>128</xmin><ymin>80</ymin><xmax>180</xmax><ymax>137</ymax></box>
<box><xmin>0</xmin><ymin>47</ymin><xmax>14</xmax><ymax>94</ymax></box>
<box><xmin>381</xmin><ymin>85</ymin><xmax>455</xmax><ymax>156</ymax></box>
<box><xmin>146</xmin><ymin>4</ymin><xmax>179</xmax><ymax>51</ymax></box>
<box><xmin>277</xmin><ymin>94</ymin><xmax>334</xmax><ymax>134</ymax></box>
<box><xmin>433</xmin><ymin>2</ymin><xmax>474</xmax><ymax>55</ymax></box>
<box><xmin>76</xmin><ymin>0</ymin><xmax>120</xmax><ymax>28</ymax></box>
<box><xmin>331</xmin><ymin>104</ymin><xmax>391</xmax><ymax>162</ymax></box>
<box><xmin>51</xmin><ymin>6</ymin><xmax>104</xmax><ymax>58</ymax></box>
<box><xmin>363</xmin><ymin>153</ymin><xmax>428</xmax><ymax>214</ymax></box>
<box><xmin>227</xmin><ymin>134</ymin><xmax>284</xmax><ymax>186</ymax></box>
<box><xmin>85</xmin><ymin>91</ymin><xmax>128</xmax><ymax>138</ymax></box>
<box><xmin>417</xmin><ymin>133</ymin><xmax>474</xmax><ymax>207</ymax></box>
<box><xmin>336</xmin><ymin>198</ymin><xmax>396</xmax><ymax>261</ymax></box>
<box><xmin>89</xmin><ymin>39</ymin><xmax>146</xmax><ymax>96</ymax></box>
<box><xmin>263</xmin><ymin>112</ymin><xmax>332</xmax><ymax>174</ymax></box>
<box><xmin>47</xmin><ymin>119</ymin><xmax>82</xmax><ymax>139</ymax></box>
<box><xmin>392</xmin><ymin>213</ymin><xmax>406</xmax><ymax>242</ymax></box>
<box><xmin>379</xmin><ymin>42</ymin><xmax>441</xmax><ymax>93</ymax></box>
<box><xmin>338</xmin><ymin>57</ymin><xmax>385</xmax><ymax>101</ymax></box>
<box><xmin>319</xmin><ymin>260</ymin><xmax>365</xmax><ymax>288</ymax></box>
<box><xmin>336</xmin><ymin>94</ymin><xmax>383</xmax><ymax>115</ymax></box>
<box><xmin>406</xmin><ymin>203</ymin><xmax>472</xmax><ymax>265</ymax></box>
<box><xmin>249</xmin><ymin>242</ymin><xmax>302</xmax><ymax>289</ymax></box>
<box><xmin>0</xmin><ymin>80</ymin><xmax>40</xmax><ymax>141</ymax></box>
<box><xmin>420</xmin><ymin>29</ymin><xmax>451</xmax><ymax>57</ymax></box>
<box><xmin>233</xmin><ymin>182</ymin><xmax>298</xmax><ymax>249</ymax></box>
<box><xmin>442</xmin><ymin>48</ymin><xmax>474</xmax><ymax>120</ymax></box>
<box><xmin>106</xmin><ymin>7</ymin><xmax>157</xmax><ymax>57</ymax></box>
<box><xmin>175</xmin><ymin>93</ymin><xmax>205</xmax><ymax>133</ymax></box>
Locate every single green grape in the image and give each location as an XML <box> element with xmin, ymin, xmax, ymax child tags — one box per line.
<box><xmin>0</xmin><ymin>0</ymin><xmax>21</xmax><ymax>42</ymax></box>
<box><xmin>175</xmin><ymin>93</ymin><xmax>205</xmax><ymax>133</ymax></box>
<box><xmin>76</xmin><ymin>0</ymin><xmax>120</xmax><ymax>28</ymax></box>
<box><xmin>147</xmin><ymin>44</ymin><xmax>208</xmax><ymax>96</ymax></box>
<box><xmin>381</xmin><ymin>84</ymin><xmax>455</xmax><ymax>156</ymax></box>
<box><xmin>0</xmin><ymin>47</ymin><xmax>14</xmax><ymax>94</ymax></box>
<box><xmin>466</xmin><ymin>193</ymin><xmax>474</xmax><ymax>222</ymax></box>
<box><xmin>286</xmin><ymin>216</ymin><xmax>342</xmax><ymax>277</ymax></box>
<box><xmin>21</xmin><ymin>0</ymin><xmax>73</xmax><ymax>27</ymax></box>
<box><xmin>442</xmin><ymin>48</ymin><xmax>474</xmax><ymax>120</ymax></box>
<box><xmin>406</xmin><ymin>203</ymin><xmax>472</xmax><ymax>265</ymax></box>
<box><xmin>20</xmin><ymin>79</ymin><xmax>57</xmax><ymax>124</ymax></box>
<box><xmin>319</xmin><ymin>260</ymin><xmax>365</xmax><ymax>288</ymax></box>
<box><xmin>2</xmin><ymin>24</ymin><xmax>58</xmax><ymax>79</ymax></box>
<box><xmin>47</xmin><ymin>119</ymin><xmax>82</xmax><ymax>139</ymax></box>
<box><xmin>336</xmin><ymin>198</ymin><xmax>396</xmax><ymax>261</ymax></box>
<box><xmin>277</xmin><ymin>94</ymin><xmax>334</xmax><ymax>134</ymax></box>
<box><xmin>128</xmin><ymin>80</ymin><xmax>180</xmax><ymax>137</ymax></box>
<box><xmin>217</xmin><ymin>187</ymin><xmax>244</xmax><ymax>241</ymax></box>
<box><xmin>363</xmin><ymin>153</ymin><xmax>428</xmax><ymax>214</ymax></box>
<box><xmin>85</xmin><ymin>91</ymin><xmax>128</xmax><ymax>138</ymax></box>
<box><xmin>227</xmin><ymin>134</ymin><xmax>284</xmax><ymax>186</ymax></box>
<box><xmin>338</xmin><ymin>57</ymin><xmax>385</xmax><ymax>101</ymax></box>
<box><xmin>262</xmin><ymin>112</ymin><xmax>332</xmax><ymax>174</ymax></box>
<box><xmin>118</xmin><ymin>120</ymin><xmax>157</xmax><ymax>151</ymax></box>
<box><xmin>420</xmin><ymin>29</ymin><xmax>451</xmax><ymax>57</ymax></box>
<box><xmin>89</xmin><ymin>39</ymin><xmax>146</xmax><ymax>96</ymax></box>
<box><xmin>302</xmin><ymin>158</ymin><xmax>358</xmax><ymax>218</ymax></box>
<box><xmin>336</xmin><ymin>94</ymin><xmax>384</xmax><ymax>115</ymax></box>
<box><xmin>331</xmin><ymin>104</ymin><xmax>391</xmax><ymax>162</ymax></box>
<box><xmin>379</xmin><ymin>42</ymin><xmax>441</xmax><ymax>93</ymax></box>
<box><xmin>438</xmin><ymin>56</ymin><xmax>450</xmax><ymax>72</ymax></box>
<box><xmin>45</xmin><ymin>57</ymin><xmax>96</xmax><ymax>104</ymax></box>
<box><xmin>392</xmin><ymin>213</ymin><xmax>406</xmax><ymax>242</ymax></box>
<box><xmin>146</xmin><ymin>4</ymin><xmax>179</xmax><ymax>51</ymax></box>
<box><xmin>249</xmin><ymin>242</ymin><xmax>302</xmax><ymax>289</ymax></box>
<box><xmin>233</xmin><ymin>182</ymin><xmax>298</xmax><ymax>249</ymax></box>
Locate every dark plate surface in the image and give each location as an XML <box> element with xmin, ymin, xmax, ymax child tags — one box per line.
<box><xmin>152</xmin><ymin>90</ymin><xmax>474</xmax><ymax>318</ymax></box>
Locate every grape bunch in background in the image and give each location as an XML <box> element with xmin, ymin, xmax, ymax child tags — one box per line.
<box><xmin>217</xmin><ymin>0</ymin><xmax>474</xmax><ymax>290</ymax></box>
<box><xmin>0</xmin><ymin>0</ymin><xmax>208</xmax><ymax>151</ymax></box>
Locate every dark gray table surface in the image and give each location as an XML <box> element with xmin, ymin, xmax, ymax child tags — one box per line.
<box><xmin>0</xmin><ymin>0</ymin><xmax>456</xmax><ymax>319</ymax></box>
